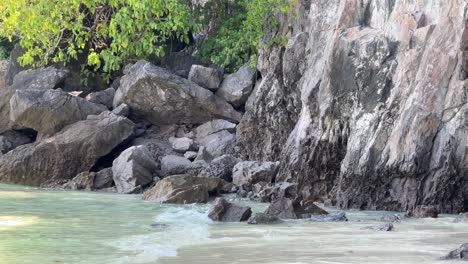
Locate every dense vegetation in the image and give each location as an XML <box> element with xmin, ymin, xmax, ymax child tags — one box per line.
<box><xmin>0</xmin><ymin>0</ymin><xmax>294</xmax><ymax>77</ymax></box>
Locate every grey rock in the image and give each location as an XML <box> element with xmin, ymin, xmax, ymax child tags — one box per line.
<box><xmin>248</xmin><ymin>213</ymin><xmax>282</xmax><ymax>225</ymax></box>
<box><xmin>94</xmin><ymin>168</ymin><xmax>114</xmax><ymax>189</ymax></box>
<box><xmin>186</xmin><ymin>160</ymin><xmax>209</xmax><ymax>176</ymax></box>
<box><xmin>197</xmin><ymin>130</ymin><xmax>236</xmax><ymax>157</ymax></box>
<box><xmin>0</xmin><ymin>61</ymin><xmax>7</xmax><ymax>90</ymax></box>
<box><xmin>188</xmin><ymin>65</ymin><xmax>223</xmax><ymax>91</ymax></box>
<box><xmin>143</xmin><ymin>174</ymin><xmax>223</xmax><ymax>204</ymax></box>
<box><xmin>170</xmin><ymin>137</ymin><xmax>198</xmax><ymax>153</ymax></box>
<box><xmin>195</xmin><ymin>119</ymin><xmax>237</xmax><ymax>139</ymax></box>
<box><xmin>441</xmin><ymin>243</ymin><xmax>468</xmax><ymax>260</ymax></box>
<box><xmin>184</xmin><ymin>151</ymin><xmax>198</xmax><ymax>160</ymax></box>
<box><xmin>112</xmin><ymin>103</ymin><xmax>130</xmax><ymax>117</ymax></box>
<box><xmin>0</xmin><ymin>112</ymin><xmax>134</xmax><ymax>186</ymax></box>
<box><xmin>194</xmin><ymin>146</ymin><xmax>214</xmax><ymax>163</ymax></box>
<box><xmin>453</xmin><ymin>213</ymin><xmax>468</xmax><ymax>223</ymax></box>
<box><xmin>265</xmin><ymin>198</ymin><xmax>328</xmax><ymax>220</ymax></box>
<box><xmin>0</xmin><ymin>67</ymin><xmax>68</xmax><ymax>132</ymax></box>
<box><xmin>216</xmin><ymin>64</ymin><xmax>256</xmax><ymax>107</ymax></box>
<box><xmin>282</xmin><ymin>32</ymin><xmax>309</xmax><ymax>87</ymax></box>
<box><xmin>112</xmin><ymin>145</ymin><xmax>158</xmax><ymax>194</ymax></box>
<box><xmin>208</xmin><ymin>198</ymin><xmax>252</xmax><ymax>222</ymax></box>
<box><xmin>114</xmin><ymin>61</ymin><xmax>242</xmax><ymax>124</ymax></box>
<box><xmin>86</xmin><ymin>88</ymin><xmax>115</xmax><ymax>109</ymax></box>
<box><xmin>232</xmin><ymin>161</ymin><xmax>280</xmax><ymax>186</ymax></box>
<box><xmin>199</xmin><ymin>155</ymin><xmax>239</xmax><ymax>182</ymax></box>
<box><xmin>10</xmin><ymin>89</ymin><xmax>106</xmax><ymax>134</ymax></box>
<box><xmin>63</xmin><ymin>171</ymin><xmax>96</xmax><ymax>191</ymax></box>
<box><xmin>406</xmin><ymin>206</ymin><xmax>439</xmax><ymax>218</ymax></box>
<box><xmin>310</xmin><ymin>212</ymin><xmax>348</xmax><ymax>222</ymax></box>
<box><xmin>160</xmin><ymin>155</ymin><xmax>192</xmax><ymax>176</ymax></box>
<box><xmin>0</xmin><ymin>130</ymin><xmax>33</xmax><ymax>155</ymax></box>
<box><xmin>365</xmin><ymin>223</ymin><xmax>394</xmax><ymax>232</ymax></box>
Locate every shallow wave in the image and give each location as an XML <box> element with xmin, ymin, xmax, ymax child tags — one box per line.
<box><xmin>109</xmin><ymin>204</ymin><xmax>212</xmax><ymax>264</ymax></box>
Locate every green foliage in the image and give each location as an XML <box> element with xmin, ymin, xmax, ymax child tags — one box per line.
<box><xmin>195</xmin><ymin>0</ymin><xmax>296</xmax><ymax>72</ymax></box>
<box><xmin>0</xmin><ymin>0</ymin><xmax>191</xmax><ymax>77</ymax></box>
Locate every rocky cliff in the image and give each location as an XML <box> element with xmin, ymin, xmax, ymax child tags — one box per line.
<box><xmin>237</xmin><ymin>0</ymin><xmax>468</xmax><ymax>213</ymax></box>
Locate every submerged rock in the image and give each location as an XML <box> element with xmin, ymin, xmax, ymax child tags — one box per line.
<box><xmin>247</xmin><ymin>213</ymin><xmax>282</xmax><ymax>225</ymax></box>
<box><xmin>143</xmin><ymin>174</ymin><xmax>223</xmax><ymax>204</ymax></box>
<box><xmin>380</xmin><ymin>214</ymin><xmax>402</xmax><ymax>223</ymax></box>
<box><xmin>364</xmin><ymin>223</ymin><xmax>394</xmax><ymax>232</ymax></box>
<box><xmin>310</xmin><ymin>211</ymin><xmax>348</xmax><ymax>222</ymax></box>
<box><xmin>114</xmin><ymin>61</ymin><xmax>242</xmax><ymax>124</ymax></box>
<box><xmin>208</xmin><ymin>198</ymin><xmax>252</xmax><ymax>222</ymax></box>
<box><xmin>406</xmin><ymin>206</ymin><xmax>439</xmax><ymax>218</ymax></box>
<box><xmin>265</xmin><ymin>198</ymin><xmax>328</xmax><ymax>219</ymax></box>
<box><xmin>0</xmin><ymin>112</ymin><xmax>134</xmax><ymax>186</ymax></box>
<box><xmin>112</xmin><ymin>145</ymin><xmax>158</xmax><ymax>194</ymax></box>
<box><xmin>453</xmin><ymin>213</ymin><xmax>468</xmax><ymax>223</ymax></box>
<box><xmin>441</xmin><ymin>243</ymin><xmax>468</xmax><ymax>260</ymax></box>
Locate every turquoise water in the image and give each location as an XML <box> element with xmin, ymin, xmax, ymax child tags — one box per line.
<box><xmin>0</xmin><ymin>184</ymin><xmax>467</xmax><ymax>264</ymax></box>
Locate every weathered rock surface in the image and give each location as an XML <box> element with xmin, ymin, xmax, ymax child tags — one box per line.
<box><xmin>112</xmin><ymin>145</ymin><xmax>158</xmax><ymax>194</ymax></box>
<box><xmin>114</xmin><ymin>61</ymin><xmax>242</xmax><ymax>124</ymax></box>
<box><xmin>86</xmin><ymin>88</ymin><xmax>115</xmax><ymax>109</ymax></box>
<box><xmin>199</xmin><ymin>155</ymin><xmax>239</xmax><ymax>182</ymax></box>
<box><xmin>0</xmin><ymin>130</ymin><xmax>34</xmax><ymax>155</ymax></box>
<box><xmin>232</xmin><ymin>161</ymin><xmax>280</xmax><ymax>186</ymax></box>
<box><xmin>406</xmin><ymin>206</ymin><xmax>439</xmax><ymax>218</ymax></box>
<box><xmin>0</xmin><ymin>112</ymin><xmax>134</xmax><ymax>186</ymax></box>
<box><xmin>441</xmin><ymin>243</ymin><xmax>468</xmax><ymax>260</ymax></box>
<box><xmin>237</xmin><ymin>0</ymin><xmax>468</xmax><ymax>213</ymax></box>
<box><xmin>94</xmin><ymin>168</ymin><xmax>114</xmax><ymax>189</ymax></box>
<box><xmin>194</xmin><ymin>146</ymin><xmax>214</xmax><ymax>162</ymax></box>
<box><xmin>265</xmin><ymin>197</ymin><xmax>328</xmax><ymax>219</ymax></box>
<box><xmin>10</xmin><ymin>89</ymin><xmax>106</xmax><ymax>134</ymax></box>
<box><xmin>195</xmin><ymin>119</ymin><xmax>237</xmax><ymax>157</ymax></box>
<box><xmin>310</xmin><ymin>212</ymin><xmax>348</xmax><ymax>222</ymax></box>
<box><xmin>188</xmin><ymin>65</ymin><xmax>223</xmax><ymax>91</ymax></box>
<box><xmin>247</xmin><ymin>213</ymin><xmax>282</xmax><ymax>225</ymax></box>
<box><xmin>170</xmin><ymin>137</ymin><xmax>198</xmax><ymax>153</ymax></box>
<box><xmin>63</xmin><ymin>171</ymin><xmax>96</xmax><ymax>191</ymax></box>
<box><xmin>0</xmin><ymin>67</ymin><xmax>68</xmax><ymax>132</ymax></box>
<box><xmin>143</xmin><ymin>174</ymin><xmax>223</xmax><ymax>203</ymax></box>
<box><xmin>216</xmin><ymin>64</ymin><xmax>256</xmax><ymax>107</ymax></box>
<box><xmin>160</xmin><ymin>155</ymin><xmax>192</xmax><ymax>176</ymax></box>
<box><xmin>208</xmin><ymin>198</ymin><xmax>252</xmax><ymax>222</ymax></box>
<box><xmin>0</xmin><ymin>61</ymin><xmax>7</xmax><ymax>90</ymax></box>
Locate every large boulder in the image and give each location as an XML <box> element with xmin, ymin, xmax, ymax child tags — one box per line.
<box><xmin>265</xmin><ymin>198</ymin><xmax>328</xmax><ymax>219</ymax></box>
<box><xmin>0</xmin><ymin>130</ymin><xmax>34</xmax><ymax>155</ymax></box>
<box><xmin>441</xmin><ymin>243</ymin><xmax>468</xmax><ymax>260</ymax></box>
<box><xmin>114</xmin><ymin>61</ymin><xmax>242</xmax><ymax>124</ymax></box>
<box><xmin>143</xmin><ymin>174</ymin><xmax>224</xmax><ymax>204</ymax></box>
<box><xmin>208</xmin><ymin>198</ymin><xmax>252</xmax><ymax>222</ymax></box>
<box><xmin>0</xmin><ymin>67</ymin><xmax>68</xmax><ymax>132</ymax></box>
<box><xmin>198</xmin><ymin>155</ymin><xmax>239</xmax><ymax>182</ymax></box>
<box><xmin>216</xmin><ymin>64</ymin><xmax>256</xmax><ymax>107</ymax></box>
<box><xmin>94</xmin><ymin>168</ymin><xmax>114</xmax><ymax>189</ymax></box>
<box><xmin>86</xmin><ymin>88</ymin><xmax>115</xmax><ymax>109</ymax></box>
<box><xmin>112</xmin><ymin>145</ymin><xmax>158</xmax><ymax>194</ymax></box>
<box><xmin>0</xmin><ymin>112</ymin><xmax>134</xmax><ymax>186</ymax></box>
<box><xmin>160</xmin><ymin>155</ymin><xmax>192</xmax><ymax>176</ymax></box>
<box><xmin>188</xmin><ymin>65</ymin><xmax>223</xmax><ymax>91</ymax></box>
<box><xmin>10</xmin><ymin>89</ymin><xmax>106</xmax><ymax>135</ymax></box>
<box><xmin>196</xmin><ymin>120</ymin><xmax>237</xmax><ymax>157</ymax></box>
<box><xmin>232</xmin><ymin>161</ymin><xmax>280</xmax><ymax>186</ymax></box>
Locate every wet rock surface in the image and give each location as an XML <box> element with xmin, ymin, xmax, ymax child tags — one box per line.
<box><xmin>208</xmin><ymin>198</ymin><xmax>252</xmax><ymax>222</ymax></box>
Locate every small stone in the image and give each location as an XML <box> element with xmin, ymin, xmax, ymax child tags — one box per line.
<box><xmin>184</xmin><ymin>151</ymin><xmax>198</xmax><ymax>160</ymax></box>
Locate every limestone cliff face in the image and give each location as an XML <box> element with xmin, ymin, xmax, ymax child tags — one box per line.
<box><xmin>237</xmin><ymin>0</ymin><xmax>468</xmax><ymax>213</ymax></box>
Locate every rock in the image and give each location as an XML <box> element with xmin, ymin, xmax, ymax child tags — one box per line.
<box><xmin>194</xmin><ymin>146</ymin><xmax>214</xmax><ymax>163</ymax></box>
<box><xmin>170</xmin><ymin>137</ymin><xmax>198</xmax><ymax>153</ymax></box>
<box><xmin>0</xmin><ymin>130</ymin><xmax>34</xmax><ymax>155</ymax></box>
<box><xmin>160</xmin><ymin>155</ymin><xmax>192</xmax><ymax>176</ymax></box>
<box><xmin>232</xmin><ymin>161</ymin><xmax>280</xmax><ymax>186</ymax></box>
<box><xmin>265</xmin><ymin>198</ymin><xmax>328</xmax><ymax>220</ymax></box>
<box><xmin>63</xmin><ymin>172</ymin><xmax>96</xmax><ymax>191</ymax></box>
<box><xmin>0</xmin><ymin>61</ymin><xmax>7</xmax><ymax>90</ymax></box>
<box><xmin>0</xmin><ymin>67</ymin><xmax>68</xmax><ymax>132</ymax></box>
<box><xmin>186</xmin><ymin>160</ymin><xmax>209</xmax><ymax>176</ymax></box>
<box><xmin>195</xmin><ymin>119</ymin><xmax>237</xmax><ymax>139</ymax></box>
<box><xmin>94</xmin><ymin>168</ymin><xmax>114</xmax><ymax>189</ymax></box>
<box><xmin>143</xmin><ymin>174</ymin><xmax>223</xmax><ymax>204</ymax></box>
<box><xmin>112</xmin><ymin>103</ymin><xmax>130</xmax><ymax>117</ymax></box>
<box><xmin>197</xmin><ymin>130</ymin><xmax>236</xmax><ymax>157</ymax></box>
<box><xmin>236</xmin><ymin>1</ymin><xmax>468</xmax><ymax>214</ymax></box>
<box><xmin>188</xmin><ymin>65</ymin><xmax>223</xmax><ymax>91</ymax></box>
<box><xmin>406</xmin><ymin>206</ymin><xmax>439</xmax><ymax>218</ymax></box>
<box><xmin>114</xmin><ymin>61</ymin><xmax>242</xmax><ymax>124</ymax></box>
<box><xmin>199</xmin><ymin>155</ymin><xmax>239</xmax><ymax>182</ymax></box>
<box><xmin>453</xmin><ymin>213</ymin><xmax>468</xmax><ymax>223</ymax></box>
<box><xmin>282</xmin><ymin>32</ymin><xmax>309</xmax><ymax>87</ymax></box>
<box><xmin>208</xmin><ymin>198</ymin><xmax>252</xmax><ymax>222</ymax></box>
<box><xmin>365</xmin><ymin>223</ymin><xmax>394</xmax><ymax>232</ymax></box>
<box><xmin>441</xmin><ymin>243</ymin><xmax>468</xmax><ymax>260</ymax></box>
<box><xmin>184</xmin><ymin>151</ymin><xmax>198</xmax><ymax>160</ymax></box>
<box><xmin>112</xmin><ymin>145</ymin><xmax>158</xmax><ymax>194</ymax></box>
<box><xmin>159</xmin><ymin>52</ymin><xmax>206</xmax><ymax>78</ymax></box>
<box><xmin>310</xmin><ymin>212</ymin><xmax>348</xmax><ymax>222</ymax></box>
<box><xmin>0</xmin><ymin>112</ymin><xmax>134</xmax><ymax>186</ymax></box>
<box><xmin>216</xmin><ymin>64</ymin><xmax>256</xmax><ymax>107</ymax></box>
<box><xmin>86</xmin><ymin>88</ymin><xmax>115</xmax><ymax>109</ymax></box>
<box><xmin>380</xmin><ymin>214</ymin><xmax>402</xmax><ymax>223</ymax></box>
<box><xmin>10</xmin><ymin>89</ymin><xmax>106</xmax><ymax>135</ymax></box>
<box><xmin>248</xmin><ymin>213</ymin><xmax>282</xmax><ymax>225</ymax></box>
